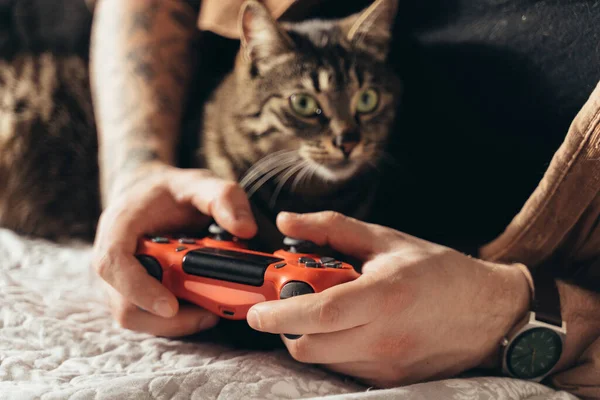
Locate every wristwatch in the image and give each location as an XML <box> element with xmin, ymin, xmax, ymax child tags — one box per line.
<box><xmin>501</xmin><ymin>263</ymin><xmax>567</xmax><ymax>382</ymax></box>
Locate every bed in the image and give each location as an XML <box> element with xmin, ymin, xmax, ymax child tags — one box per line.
<box><xmin>0</xmin><ymin>228</ymin><xmax>579</xmax><ymax>399</ymax></box>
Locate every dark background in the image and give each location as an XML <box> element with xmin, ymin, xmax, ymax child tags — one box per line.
<box><xmin>1</xmin><ymin>0</ymin><xmax>598</xmax><ymax>252</ymax></box>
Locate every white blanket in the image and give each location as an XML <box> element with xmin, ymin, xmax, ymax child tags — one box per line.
<box><xmin>0</xmin><ymin>228</ymin><xmax>579</xmax><ymax>399</ymax></box>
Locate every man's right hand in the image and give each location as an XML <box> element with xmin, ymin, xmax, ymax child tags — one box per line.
<box><xmin>92</xmin><ymin>165</ymin><xmax>257</xmax><ymax>337</ymax></box>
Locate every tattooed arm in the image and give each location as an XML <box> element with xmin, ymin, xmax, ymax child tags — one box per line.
<box><xmin>90</xmin><ymin>0</ymin><xmax>196</xmax><ymax>204</ymax></box>
<box><xmin>89</xmin><ymin>0</ymin><xmax>257</xmax><ymax>337</ymax></box>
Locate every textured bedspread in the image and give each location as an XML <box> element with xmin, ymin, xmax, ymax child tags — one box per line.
<box><xmin>0</xmin><ymin>228</ymin><xmax>579</xmax><ymax>399</ymax></box>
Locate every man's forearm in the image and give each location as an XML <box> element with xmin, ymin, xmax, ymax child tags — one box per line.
<box><xmin>90</xmin><ymin>0</ymin><xmax>197</xmax><ymax>205</ymax></box>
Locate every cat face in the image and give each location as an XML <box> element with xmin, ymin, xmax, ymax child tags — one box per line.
<box><xmin>229</xmin><ymin>0</ymin><xmax>401</xmax><ymax>191</ymax></box>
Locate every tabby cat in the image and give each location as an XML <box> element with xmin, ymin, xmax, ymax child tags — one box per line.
<box><xmin>0</xmin><ymin>0</ymin><xmax>401</xmax><ymax>242</ymax></box>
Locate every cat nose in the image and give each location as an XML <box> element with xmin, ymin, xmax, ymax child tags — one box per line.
<box><xmin>332</xmin><ymin>131</ymin><xmax>360</xmax><ymax>158</ymax></box>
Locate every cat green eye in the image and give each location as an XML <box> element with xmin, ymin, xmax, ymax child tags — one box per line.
<box><xmin>290</xmin><ymin>94</ymin><xmax>322</xmax><ymax>117</ymax></box>
<box><xmin>356</xmin><ymin>88</ymin><xmax>379</xmax><ymax>114</ymax></box>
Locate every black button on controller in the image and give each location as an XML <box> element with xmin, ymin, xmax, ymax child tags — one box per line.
<box><xmin>324</xmin><ymin>261</ymin><xmax>342</xmax><ymax>269</ymax></box>
<box><xmin>179</xmin><ymin>238</ymin><xmax>196</xmax><ymax>244</ymax></box>
<box><xmin>280</xmin><ymin>282</ymin><xmax>314</xmax><ymax>340</ymax></box>
<box><xmin>151</xmin><ymin>237</ymin><xmax>170</xmax><ymax>244</ymax></box>
<box><xmin>283</xmin><ymin>237</ymin><xmax>317</xmax><ymax>254</ymax></box>
<box><xmin>298</xmin><ymin>257</ymin><xmax>315</xmax><ymax>264</ymax></box>
<box><xmin>135</xmin><ymin>255</ymin><xmax>163</xmax><ymax>282</ymax></box>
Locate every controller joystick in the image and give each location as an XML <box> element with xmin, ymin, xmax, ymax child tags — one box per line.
<box><xmin>208</xmin><ymin>223</ymin><xmax>234</xmax><ymax>241</ymax></box>
<box><xmin>283</xmin><ymin>237</ymin><xmax>317</xmax><ymax>254</ymax></box>
<box><xmin>136</xmin><ymin>255</ymin><xmax>163</xmax><ymax>282</ymax></box>
<box><xmin>280</xmin><ymin>282</ymin><xmax>315</xmax><ymax>339</ymax></box>
<box><xmin>135</xmin><ymin>230</ymin><xmax>360</xmax><ymax>341</ymax></box>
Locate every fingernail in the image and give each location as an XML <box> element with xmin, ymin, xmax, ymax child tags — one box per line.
<box><xmin>153</xmin><ymin>299</ymin><xmax>174</xmax><ymax>318</ymax></box>
<box><xmin>198</xmin><ymin>314</ymin><xmax>219</xmax><ymax>331</ymax></box>
<box><xmin>278</xmin><ymin>212</ymin><xmax>299</xmax><ymax>222</ymax></box>
<box><xmin>247</xmin><ymin>309</ymin><xmax>263</xmax><ymax>330</ymax></box>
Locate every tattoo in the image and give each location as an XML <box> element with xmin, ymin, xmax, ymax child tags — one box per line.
<box><xmin>128</xmin><ymin>0</ymin><xmax>161</xmax><ymax>35</ymax></box>
<box><xmin>91</xmin><ymin>0</ymin><xmax>196</xmax><ymax>205</ymax></box>
<box><xmin>169</xmin><ymin>8</ymin><xmax>197</xmax><ymax>31</ymax></box>
<box><xmin>120</xmin><ymin>147</ymin><xmax>160</xmax><ymax>173</ymax></box>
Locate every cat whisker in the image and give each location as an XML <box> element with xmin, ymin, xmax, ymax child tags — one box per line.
<box><xmin>246</xmin><ymin>158</ymin><xmax>299</xmax><ymax>198</ymax></box>
<box><xmin>239</xmin><ymin>150</ymin><xmax>297</xmax><ymax>189</ymax></box>
<box><xmin>269</xmin><ymin>161</ymin><xmax>308</xmax><ymax>208</ymax></box>
<box><xmin>291</xmin><ymin>161</ymin><xmax>313</xmax><ymax>193</ymax></box>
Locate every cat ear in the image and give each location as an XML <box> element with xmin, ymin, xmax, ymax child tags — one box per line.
<box><xmin>239</xmin><ymin>0</ymin><xmax>295</xmax><ymax>70</ymax></box>
<box><xmin>339</xmin><ymin>0</ymin><xmax>399</xmax><ymax>61</ymax></box>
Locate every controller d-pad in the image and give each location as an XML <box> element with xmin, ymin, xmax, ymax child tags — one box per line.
<box><xmin>320</xmin><ymin>257</ymin><xmax>335</xmax><ymax>264</ymax></box>
<box><xmin>136</xmin><ymin>255</ymin><xmax>163</xmax><ymax>282</ymax></box>
<box><xmin>298</xmin><ymin>257</ymin><xmax>315</xmax><ymax>264</ymax></box>
<box><xmin>304</xmin><ymin>261</ymin><xmax>321</xmax><ymax>268</ymax></box>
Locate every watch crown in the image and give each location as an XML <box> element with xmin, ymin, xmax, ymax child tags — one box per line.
<box><xmin>501</xmin><ymin>337</ymin><xmax>509</xmax><ymax>347</ymax></box>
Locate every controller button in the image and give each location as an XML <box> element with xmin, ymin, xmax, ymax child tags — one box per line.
<box><xmin>298</xmin><ymin>257</ymin><xmax>315</xmax><ymax>264</ymax></box>
<box><xmin>175</xmin><ymin>246</ymin><xmax>187</xmax><ymax>252</ymax></box>
<box><xmin>135</xmin><ymin>255</ymin><xmax>163</xmax><ymax>282</ymax></box>
<box><xmin>178</xmin><ymin>238</ymin><xmax>196</xmax><ymax>244</ymax></box>
<box><xmin>151</xmin><ymin>237</ymin><xmax>170</xmax><ymax>244</ymax></box>
<box><xmin>320</xmin><ymin>257</ymin><xmax>335</xmax><ymax>264</ymax></box>
<box><xmin>275</xmin><ymin>263</ymin><xmax>287</xmax><ymax>269</ymax></box>
<box><xmin>283</xmin><ymin>237</ymin><xmax>317</xmax><ymax>253</ymax></box>
<box><xmin>304</xmin><ymin>261</ymin><xmax>321</xmax><ymax>268</ymax></box>
<box><xmin>208</xmin><ymin>223</ymin><xmax>233</xmax><ymax>241</ymax></box>
<box><xmin>324</xmin><ymin>261</ymin><xmax>342</xmax><ymax>269</ymax></box>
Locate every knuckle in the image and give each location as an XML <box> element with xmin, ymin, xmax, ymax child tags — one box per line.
<box><xmin>315</xmin><ymin>297</ymin><xmax>343</xmax><ymax>327</ymax></box>
<box><xmin>112</xmin><ymin>304</ymin><xmax>136</xmax><ymax>330</ymax></box>
<box><xmin>218</xmin><ymin>181</ymin><xmax>243</xmax><ymax>200</ymax></box>
<box><xmin>189</xmin><ymin>168</ymin><xmax>215</xmax><ymax>181</ymax></box>
<box><xmin>288</xmin><ymin>339</ymin><xmax>313</xmax><ymax>363</ymax></box>
<box><xmin>320</xmin><ymin>211</ymin><xmax>345</xmax><ymax>225</ymax></box>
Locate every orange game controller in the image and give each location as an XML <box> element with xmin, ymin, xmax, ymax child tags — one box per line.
<box><xmin>135</xmin><ymin>224</ymin><xmax>361</xmax><ymax>339</ymax></box>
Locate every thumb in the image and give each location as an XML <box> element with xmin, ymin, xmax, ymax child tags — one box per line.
<box><xmin>276</xmin><ymin>211</ymin><xmax>395</xmax><ymax>260</ymax></box>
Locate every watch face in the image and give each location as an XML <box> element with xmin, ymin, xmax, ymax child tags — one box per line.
<box><xmin>507</xmin><ymin>327</ymin><xmax>563</xmax><ymax>380</ymax></box>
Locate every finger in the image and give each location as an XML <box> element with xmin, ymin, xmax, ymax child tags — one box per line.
<box><xmin>109</xmin><ymin>291</ymin><xmax>220</xmax><ymax>337</ymax></box>
<box><xmin>247</xmin><ymin>276</ymin><xmax>380</xmax><ymax>335</ymax></box>
<box><xmin>276</xmin><ymin>211</ymin><xmax>396</xmax><ymax>259</ymax></box>
<box><xmin>167</xmin><ymin>169</ymin><xmax>257</xmax><ymax>239</ymax></box>
<box><xmin>95</xmin><ymin>244</ymin><xmax>181</xmax><ymax>318</ymax></box>
<box><xmin>281</xmin><ymin>326</ymin><xmax>370</xmax><ymax>364</ymax></box>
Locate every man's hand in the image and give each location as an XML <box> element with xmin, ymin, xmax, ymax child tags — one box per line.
<box><xmin>246</xmin><ymin>211</ymin><xmax>531</xmax><ymax>387</ymax></box>
<box><xmin>93</xmin><ymin>165</ymin><xmax>257</xmax><ymax>337</ymax></box>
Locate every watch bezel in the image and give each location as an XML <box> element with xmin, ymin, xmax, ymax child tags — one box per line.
<box><xmin>501</xmin><ymin>312</ymin><xmax>566</xmax><ymax>382</ymax></box>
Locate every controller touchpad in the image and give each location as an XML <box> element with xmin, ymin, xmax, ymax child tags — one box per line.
<box><xmin>182</xmin><ymin>247</ymin><xmax>283</xmax><ymax>286</ymax></box>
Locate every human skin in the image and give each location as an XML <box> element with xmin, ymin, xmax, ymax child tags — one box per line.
<box><xmin>246</xmin><ymin>211</ymin><xmax>600</xmax><ymax>387</ymax></box>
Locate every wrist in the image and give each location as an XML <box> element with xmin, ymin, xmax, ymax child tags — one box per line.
<box><xmin>479</xmin><ymin>262</ymin><xmax>532</xmax><ymax>370</ymax></box>
<box><xmin>102</xmin><ymin>161</ymin><xmax>174</xmax><ymax>205</ymax></box>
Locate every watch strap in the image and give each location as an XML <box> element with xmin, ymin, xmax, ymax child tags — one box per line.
<box><xmin>530</xmin><ymin>262</ymin><xmax>563</xmax><ymax>327</ymax></box>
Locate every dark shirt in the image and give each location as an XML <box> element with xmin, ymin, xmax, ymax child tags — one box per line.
<box><xmin>189</xmin><ymin>0</ymin><xmax>600</xmax><ymax>252</ymax></box>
